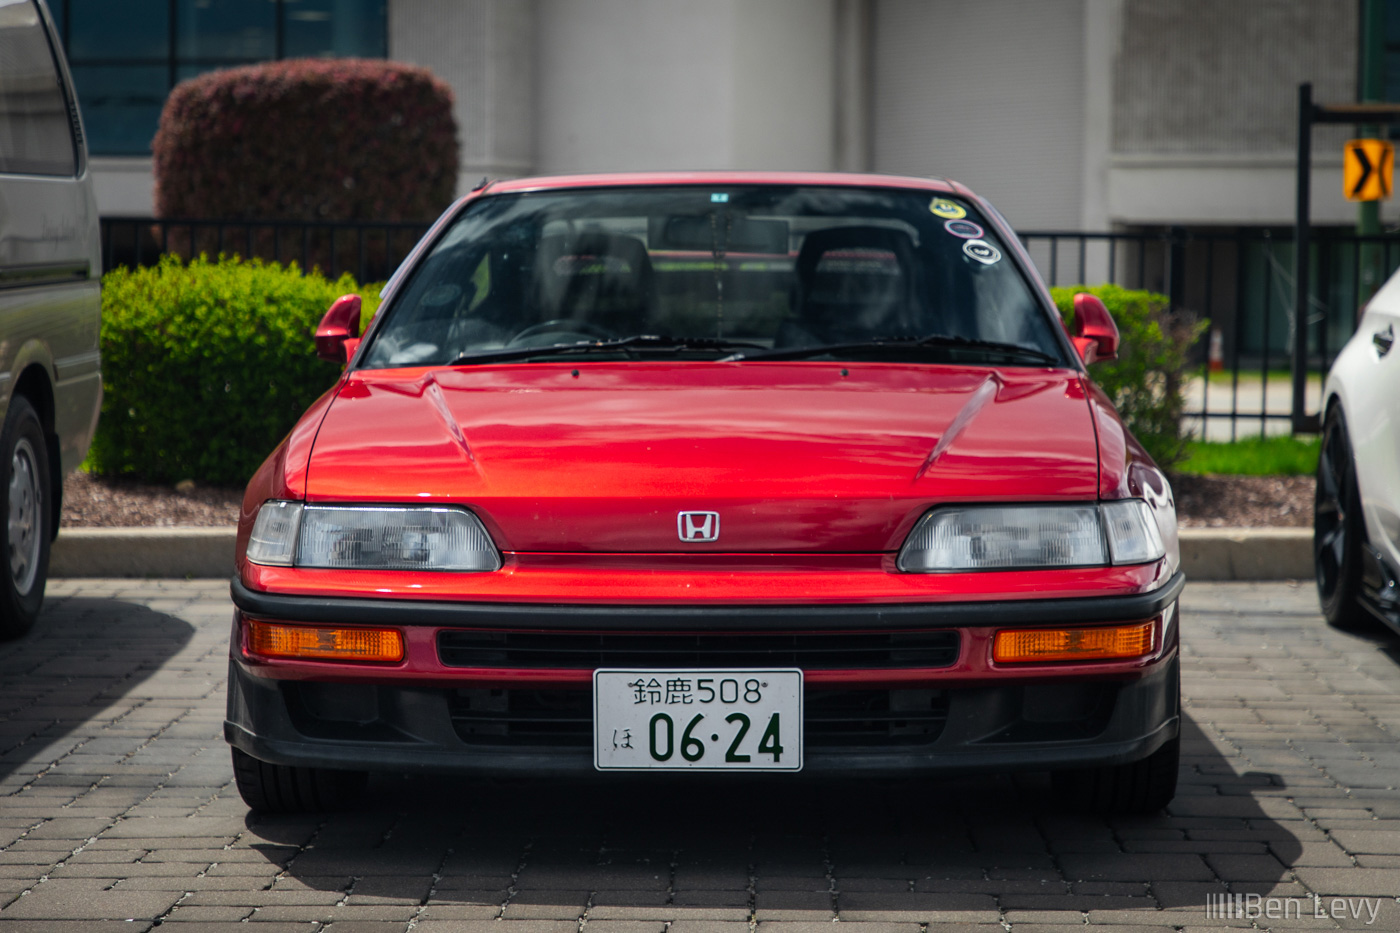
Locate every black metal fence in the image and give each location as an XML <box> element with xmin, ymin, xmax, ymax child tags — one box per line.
<box><xmin>100</xmin><ymin>216</ymin><xmax>433</xmax><ymax>286</ymax></box>
<box><xmin>1020</xmin><ymin>227</ymin><xmax>1400</xmax><ymax>440</ymax></box>
<box><xmin>99</xmin><ymin>216</ymin><xmax>1400</xmax><ymax>440</ymax></box>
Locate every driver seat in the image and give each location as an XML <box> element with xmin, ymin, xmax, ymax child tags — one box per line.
<box><xmin>775</xmin><ymin>225</ymin><xmax>919</xmax><ymax>347</ymax></box>
<box><xmin>530</xmin><ymin>233</ymin><xmax>655</xmax><ymax>335</ymax></box>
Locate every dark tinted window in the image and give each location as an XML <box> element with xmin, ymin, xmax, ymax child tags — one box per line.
<box><xmin>0</xmin><ymin>0</ymin><xmax>75</xmax><ymax>176</ymax></box>
<box><xmin>69</xmin><ymin>65</ymin><xmax>165</xmax><ymax>157</ymax></box>
<box><xmin>68</xmin><ymin>0</ymin><xmax>168</xmax><ymax>60</ymax></box>
<box><xmin>284</xmin><ymin>0</ymin><xmax>386</xmax><ymax>57</ymax></box>
<box><xmin>53</xmin><ymin>0</ymin><xmax>387</xmax><ymax>156</ymax></box>
<box><xmin>176</xmin><ymin>0</ymin><xmax>275</xmax><ymax>59</ymax></box>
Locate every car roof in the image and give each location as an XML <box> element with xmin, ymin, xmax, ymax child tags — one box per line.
<box><xmin>482</xmin><ymin>171</ymin><xmax>965</xmax><ymax>197</ymax></box>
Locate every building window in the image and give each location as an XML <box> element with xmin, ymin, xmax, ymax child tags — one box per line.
<box><xmin>48</xmin><ymin>0</ymin><xmax>387</xmax><ymax>157</ymax></box>
<box><xmin>1386</xmin><ymin>0</ymin><xmax>1400</xmax><ymax>104</ymax></box>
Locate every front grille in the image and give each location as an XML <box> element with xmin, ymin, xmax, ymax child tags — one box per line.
<box><xmin>450</xmin><ymin>688</ymin><xmax>590</xmax><ymax>746</ymax></box>
<box><xmin>447</xmin><ymin>688</ymin><xmax>949</xmax><ymax>749</ymax></box>
<box><xmin>806</xmin><ymin>688</ymin><xmax>947</xmax><ymax>746</ymax></box>
<box><xmin>437</xmin><ymin>629</ymin><xmax>960</xmax><ymax>670</ymax></box>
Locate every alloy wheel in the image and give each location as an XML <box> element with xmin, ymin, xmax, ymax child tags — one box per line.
<box><xmin>1315</xmin><ymin>416</ymin><xmax>1352</xmax><ymax>603</ymax></box>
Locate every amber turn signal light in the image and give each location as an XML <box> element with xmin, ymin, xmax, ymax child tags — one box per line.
<box><xmin>992</xmin><ymin>620</ymin><xmax>1155</xmax><ymax>664</ymax></box>
<box><xmin>246</xmin><ymin>619</ymin><xmax>405</xmax><ymax>663</ymax></box>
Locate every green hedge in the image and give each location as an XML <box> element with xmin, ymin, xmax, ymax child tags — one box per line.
<box><xmin>1050</xmin><ymin>284</ymin><xmax>1207</xmax><ymax>470</ymax></box>
<box><xmin>90</xmin><ymin>256</ymin><xmax>382</xmax><ymax>486</ymax></box>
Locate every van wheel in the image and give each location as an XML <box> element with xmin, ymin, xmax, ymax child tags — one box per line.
<box><xmin>1052</xmin><ymin>735</ymin><xmax>1180</xmax><ymax>814</ymax></box>
<box><xmin>0</xmin><ymin>397</ymin><xmax>50</xmax><ymax>640</ymax></box>
<box><xmin>231</xmin><ymin>747</ymin><xmax>368</xmax><ymax>813</ymax></box>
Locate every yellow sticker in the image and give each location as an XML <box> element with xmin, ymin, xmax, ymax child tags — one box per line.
<box><xmin>929</xmin><ymin>198</ymin><xmax>966</xmax><ymax>220</ymax></box>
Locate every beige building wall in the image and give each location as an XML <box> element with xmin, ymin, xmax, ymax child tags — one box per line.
<box><xmin>534</xmin><ymin>0</ymin><xmax>839</xmax><ymax>175</ymax></box>
<box><xmin>89</xmin><ymin>157</ymin><xmax>154</xmax><ymax>216</ymax></box>
<box><xmin>389</xmin><ymin>0</ymin><xmax>535</xmax><ymax>192</ymax></box>
<box><xmin>870</xmin><ymin>0</ymin><xmax>1088</xmax><ymax>231</ymax></box>
<box><xmin>85</xmin><ymin>0</ymin><xmax>1375</xmax><ymax>232</ymax></box>
<box><xmin>1107</xmin><ymin>0</ymin><xmax>1359</xmax><ymax>226</ymax></box>
<box><xmin>1113</xmin><ymin>0</ymin><xmax>1353</xmax><ymax>154</ymax></box>
<box><xmin>868</xmin><ymin>0</ymin><xmax>1367</xmax><ymax>230</ymax></box>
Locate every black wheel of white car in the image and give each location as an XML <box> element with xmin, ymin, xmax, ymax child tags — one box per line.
<box><xmin>0</xmin><ymin>397</ymin><xmax>49</xmax><ymax>640</ymax></box>
<box><xmin>231</xmin><ymin>747</ymin><xmax>368</xmax><ymax>814</ymax></box>
<box><xmin>1315</xmin><ymin>406</ymin><xmax>1372</xmax><ymax>630</ymax></box>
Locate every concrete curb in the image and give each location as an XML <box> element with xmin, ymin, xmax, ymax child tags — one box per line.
<box><xmin>51</xmin><ymin>527</ymin><xmax>236</xmax><ymax>579</ymax></box>
<box><xmin>49</xmin><ymin>525</ymin><xmax>1315</xmax><ymax>582</ymax></box>
<box><xmin>1177</xmin><ymin>527</ymin><xmax>1312</xmax><ymax>581</ymax></box>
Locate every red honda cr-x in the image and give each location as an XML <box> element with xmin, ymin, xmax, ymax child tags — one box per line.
<box><xmin>225</xmin><ymin>172</ymin><xmax>1183</xmax><ymax>814</ymax></box>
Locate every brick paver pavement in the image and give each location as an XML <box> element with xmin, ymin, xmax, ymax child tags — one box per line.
<box><xmin>3</xmin><ymin>580</ymin><xmax>1400</xmax><ymax>930</ymax></box>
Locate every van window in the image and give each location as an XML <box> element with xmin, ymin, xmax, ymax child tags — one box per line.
<box><xmin>0</xmin><ymin>0</ymin><xmax>75</xmax><ymax>176</ymax></box>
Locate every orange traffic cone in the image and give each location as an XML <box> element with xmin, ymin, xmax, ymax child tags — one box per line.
<box><xmin>1208</xmin><ymin>327</ymin><xmax>1224</xmax><ymax>373</ymax></box>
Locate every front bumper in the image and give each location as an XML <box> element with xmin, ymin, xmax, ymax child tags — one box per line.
<box><xmin>224</xmin><ymin>572</ymin><xmax>1183</xmax><ymax>777</ymax></box>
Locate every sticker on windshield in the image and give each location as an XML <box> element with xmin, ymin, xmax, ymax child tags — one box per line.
<box><xmin>962</xmin><ymin>239</ymin><xmax>1001</xmax><ymax>265</ymax></box>
<box><xmin>944</xmin><ymin>219</ymin><xmax>984</xmax><ymax>239</ymax></box>
<box><xmin>710</xmin><ymin>192</ymin><xmax>729</xmax><ymax>203</ymax></box>
<box><xmin>929</xmin><ymin>198</ymin><xmax>966</xmax><ymax>219</ymax></box>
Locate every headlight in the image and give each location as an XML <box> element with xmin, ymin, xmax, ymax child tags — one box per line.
<box><xmin>1100</xmin><ymin>499</ymin><xmax>1165</xmax><ymax>565</ymax></box>
<box><xmin>247</xmin><ymin>500</ymin><xmax>301</xmax><ymax>566</ymax></box>
<box><xmin>247</xmin><ymin>501</ymin><xmax>501</xmax><ymax>571</ymax></box>
<box><xmin>897</xmin><ymin>501</ymin><xmax>1165</xmax><ymax>572</ymax></box>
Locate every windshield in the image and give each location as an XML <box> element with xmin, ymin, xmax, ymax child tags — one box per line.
<box><xmin>360</xmin><ymin>185</ymin><xmax>1069</xmax><ymax>369</ymax></box>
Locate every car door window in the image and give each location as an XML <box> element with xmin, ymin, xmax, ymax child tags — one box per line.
<box><xmin>0</xmin><ymin>0</ymin><xmax>76</xmax><ymax>176</ymax></box>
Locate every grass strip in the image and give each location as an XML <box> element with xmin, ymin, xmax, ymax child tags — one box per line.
<box><xmin>1175</xmin><ymin>434</ymin><xmax>1321</xmax><ymax>476</ymax></box>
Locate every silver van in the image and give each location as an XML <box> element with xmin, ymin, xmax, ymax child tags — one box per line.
<box><xmin>0</xmin><ymin>0</ymin><xmax>100</xmax><ymax>638</ymax></box>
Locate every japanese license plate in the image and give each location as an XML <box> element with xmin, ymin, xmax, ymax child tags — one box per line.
<box><xmin>593</xmin><ymin>669</ymin><xmax>803</xmax><ymax>771</ymax></box>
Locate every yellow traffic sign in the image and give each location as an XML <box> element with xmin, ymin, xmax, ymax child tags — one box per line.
<box><xmin>1344</xmin><ymin>138</ymin><xmax>1394</xmax><ymax>201</ymax></box>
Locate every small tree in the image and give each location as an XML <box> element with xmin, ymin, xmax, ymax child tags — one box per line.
<box><xmin>152</xmin><ymin>58</ymin><xmax>458</xmax><ymax>276</ymax></box>
<box><xmin>1050</xmin><ymin>284</ymin><xmax>1208</xmax><ymax>470</ymax></box>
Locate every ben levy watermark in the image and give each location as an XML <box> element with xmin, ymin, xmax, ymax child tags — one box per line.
<box><xmin>1206</xmin><ymin>893</ymin><xmax>1387</xmax><ymax>925</ymax></box>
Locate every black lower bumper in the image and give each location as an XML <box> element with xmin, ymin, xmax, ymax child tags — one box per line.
<box><xmin>225</xmin><ymin>652</ymin><xmax>1180</xmax><ymax>778</ymax></box>
<box><xmin>226</xmin><ymin>574</ymin><xmax>1184</xmax><ymax>777</ymax></box>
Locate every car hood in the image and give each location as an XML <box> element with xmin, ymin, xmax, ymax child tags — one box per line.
<box><xmin>306</xmin><ymin>362</ymin><xmax>1100</xmax><ymax>553</ymax></box>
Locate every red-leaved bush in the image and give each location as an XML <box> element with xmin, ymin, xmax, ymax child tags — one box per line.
<box><xmin>153</xmin><ymin>58</ymin><xmax>458</xmax><ymax>224</ymax></box>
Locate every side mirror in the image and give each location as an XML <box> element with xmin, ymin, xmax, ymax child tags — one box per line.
<box><xmin>1070</xmin><ymin>293</ymin><xmax>1119</xmax><ymax>365</ymax></box>
<box><xmin>316</xmin><ymin>294</ymin><xmax>362</xmax><ymax>364</ymax></box>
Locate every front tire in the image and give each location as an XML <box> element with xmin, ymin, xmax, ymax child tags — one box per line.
<box><xmin>1315</xmin><ymin>406</ymin><xmax>1372</xmax><ymax>630</ymax></box>
<box><xmin>0</xmin><ymin>396</ymin><xmax>50</xmax><ymax>640</ymax></box>
<box><xmin>1052</xmin><ymin>735</ymin><xmax>1180</xmax><ymax>814</ymax></box>
<box><xmin>231</xmin><ymin>747</ymin><xmax>368</xmax><ymax>814</ymax></box>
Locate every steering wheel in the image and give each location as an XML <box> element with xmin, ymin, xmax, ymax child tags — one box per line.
<box><xmin>507</xmin><ymin>319</ymin><xmax>616</xmax><ymax>347</ymax></box>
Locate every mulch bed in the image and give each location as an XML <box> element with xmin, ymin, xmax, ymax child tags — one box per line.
<box><xmin>1171</xmin><ymin>473</ymin><xmax>1312</xmax><ymax>528</ymax></box>
<box><xmin>61</xmin><ymin>471</ymin><xmax>242</xmax><ymax>528</ymax></box>
<box><xmin>58</xmin><ymin>470</ymin><xmax>1315</xmax><ymax>529</ymax></box>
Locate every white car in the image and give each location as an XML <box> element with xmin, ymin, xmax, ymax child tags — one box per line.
<box><xmin>1316</xmin><ymin>272</ymin><xmax>1400</xmax><ymax>629</ymax></box>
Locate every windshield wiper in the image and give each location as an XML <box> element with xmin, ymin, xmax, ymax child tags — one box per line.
<box><xmin>447</xmin><ymin>334</ymin><xmax>766</xmax><ymax>367</ymax></box>
<box><xmin>723</xmin><ymin>334</ymin><xmax>1061</xmax><ymax>366</ymax></box>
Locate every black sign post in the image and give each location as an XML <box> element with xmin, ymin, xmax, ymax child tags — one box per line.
<box><xmin>1293</xmin><ymin>82</ymin><xmax>1400</xmax><ymax>433</ymax></box>
<box><xmin>1294</xmin><ymin>83</ymin><xmax>1313</xmax><ymax>434</ymax></box>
